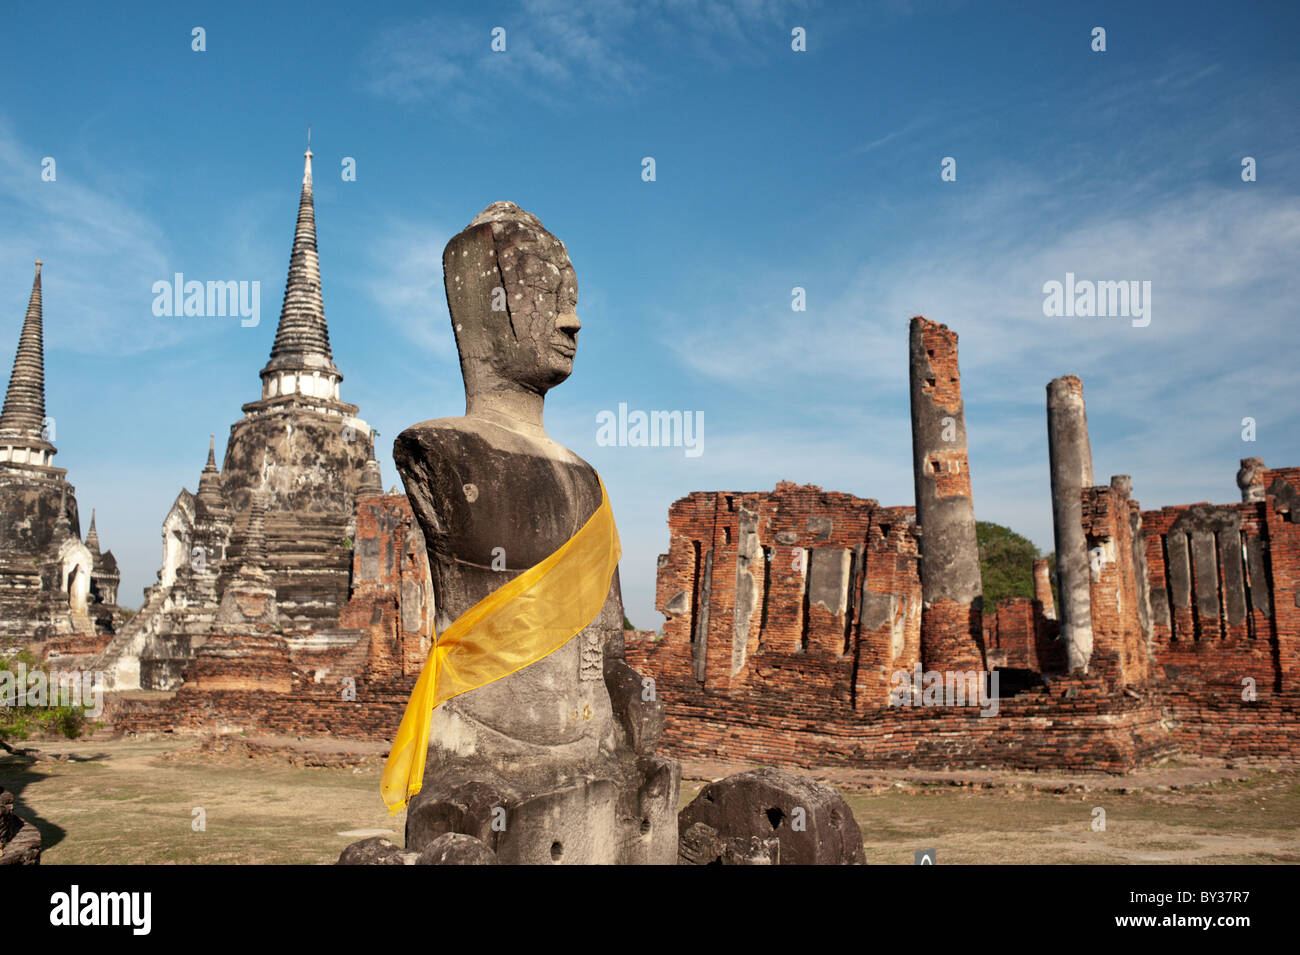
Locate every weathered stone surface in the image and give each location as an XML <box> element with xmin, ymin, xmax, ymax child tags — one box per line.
<box><xmin>1047</xmin><ymin>375</ymin><xmax>1096</xmax><ymax>673</ymax></box>
<box><xmin>678</xmin><ymin>821</ymin><xmax>778</xmax><ymax>865</ymax></box>
<box><xmin>908</xmin><ymin>316</ymin><xmax>985</xmax><ymax>671</ymax></box>
<box><xmin>416</xmin><ymin>833</ymin><xmax>498</xmax><ymax>865</ymax></box>
<box><xmin>405</xmin><ymin>780</ymin><xmax>509</xmax><ymax>850</ymax></box>
<box><xmin>0</xmin><ymin>262</ymin><xmax>119</xmax><ymax>650</ymax></box>
<box><xmin>1081</xmin><ymin>483</ymin><xmax>1151</xmax><ymax>685</ymax></box>
<box><xmin>1238</xmin><ymin>457</ymin><xmax>1267</xmax><ymax>503</ymax></box>
<box><xmin>336</xmin><ymin>836</ymin><xmax>416</xmax><ymax>865</ymax></box>
<box><xmin>677</xmin><ymin>767</ymin><xmax>865</xmax><ymax>865</ymax></box>
<box><xmin>604</xmin><ymin>652</ymin><xmax>665</xmax><ymax>756</ymax></box>
<box><xmin>0</xmin><ymin>787</ymin><xmax>42</xmax><ymax>865</ymax></box>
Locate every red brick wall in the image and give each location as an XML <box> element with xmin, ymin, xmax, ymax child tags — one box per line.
<box><xmin>1264</xmin><ymin>468</ymin><xmax>1300</xmax><ymax>689</ymax></box>
<box><xmin>337</xmin><ymin>493</ymin><xmax>435</xmax><ymax>680</ymax></box>
<box><xmin>636</xmin><ymin>484</ymin><xmax>917</xmax><ymax>712</ymax></box>
<box><xmin>1081</xmin><ymin>485</ymin><xmax>1149</xmax><ymax>685</ymax></box>
<box><xmin>1138</xmin><ymin>466</ymin><xmax>1299</xmax><ymax>697</ymax></box>
<box><xmin>985</xmin><ymin>598</ymin><xmax>1038</xmax><ymax>670</ymax></box>
<box><xmin>110</xmin><ymin>675</ymin><xmax>418</xmax><ymax>740</ymax></box>
<box><xmin>626</xmin><ymin>468</ymin><xmax>1300</xmax><ymax>773</ymax></box>
<box><xmin>107</xmin><ymin>492</ymin><xmax>437</xmax><ymax>739</ymax></box>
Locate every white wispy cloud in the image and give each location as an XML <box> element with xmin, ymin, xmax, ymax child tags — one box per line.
<box><xmin>0</xmin><ymin>118</ymin><xmax>186</xmax><ymax>357</ymax></box>
<box><xmin>361</xmin><ymin>0</ymin><xmax>814</xmax><ymax>109</ymax></box>
<box><xmin>365</xmin><ymin>217</ymin><xmax>457</xmax><ymax>357</ymax></box>
<box><xmin>612</xmin><ymin>178</ymin><xmax>1300</xmax><ymax>626</ymax></box>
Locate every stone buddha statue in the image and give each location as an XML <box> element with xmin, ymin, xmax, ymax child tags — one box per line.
<box><xmin>392</xmin><ymin>202</ymin><xmax>678</xmax><ymax>864</ymax></box>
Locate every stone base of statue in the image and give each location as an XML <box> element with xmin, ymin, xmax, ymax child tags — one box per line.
<box><xmin>401</xmin><ymin>649</ymin><xmax>679</xmax><ymax>865</ymax></box>
<box><xmin>404</xmin><ymin>757</ymin><xmax>679</xmax><ymax>865</ymax></box>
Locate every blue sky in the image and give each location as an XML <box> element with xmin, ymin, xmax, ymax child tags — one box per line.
<box><xmin>1</xmin><ymin>0</ymin><xmax>1297</xmax><ymax>627</ymax></box>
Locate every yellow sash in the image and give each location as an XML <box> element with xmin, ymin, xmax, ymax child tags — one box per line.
<box><xmin>380</xmin><ymin>478</ymin><xmax>621</xmax><ymax>813</ymax></box>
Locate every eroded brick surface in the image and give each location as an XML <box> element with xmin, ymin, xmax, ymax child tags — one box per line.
<box><xmin>627</xmin><ymin>465</ymin><xmax>1300</xmax><ymax>773</ymax></box>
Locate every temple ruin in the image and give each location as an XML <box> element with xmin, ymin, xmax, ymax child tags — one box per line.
<box><xmin>625</xmin><ymin>316</ymin><xmax>1300</xmax><ymax>772</ymax></box>
<box><xmin>6</xmin><ymin>200</ymin><xmax>1292</xmax><ymax>799</ymax></box>
<box><xmin>58</xmin><ymin>146</ymin><xmax>437</xmax><ymax>732</ymax></box>
<box><xmin>0</xmin><ymin>261</ymin><xmax>122</xmax><ymax>653</ymax></box>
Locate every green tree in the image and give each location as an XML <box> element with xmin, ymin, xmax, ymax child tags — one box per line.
<box><xmin>976</xmin><ymin>521</ymin><xmax>1041</xmax><ymax>605</ymax></box>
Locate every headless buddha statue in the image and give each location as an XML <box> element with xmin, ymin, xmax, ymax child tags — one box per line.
<box><xmin>393</xmin><ymin>202</ymin><xmax>678</xmax><ymax>864</ymax></box>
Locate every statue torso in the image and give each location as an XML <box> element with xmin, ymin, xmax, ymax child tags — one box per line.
<box><xmin>393</xmin><ymin>416</ymin><xmax>620</xmax><ymax>759</ymax></box>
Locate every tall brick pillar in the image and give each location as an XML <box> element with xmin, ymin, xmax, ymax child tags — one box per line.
<box><xmin>908</xmin><ymin>316</ymin><xmax>984</xmax><ymax>671</ymax></box>
<box><xmin>1047</xmin><ymin>375</ymin><xmax>1095</xmax><ymax>673</ymax></box>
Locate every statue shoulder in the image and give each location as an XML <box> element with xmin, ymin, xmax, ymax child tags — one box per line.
<box><xmin>396</xmin><ymin>417</ymin><xmax>592</xmax><ymax>475</ymax></box>
<box><xmin>394</xmin><ymin>417</ymin><xmax>480</xmax><ymax>459</ymax></box>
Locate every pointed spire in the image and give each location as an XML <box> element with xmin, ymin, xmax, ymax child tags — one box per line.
<box><xmin>85</xmin><ymin>508</ymin><xmax>100</xmax><ymax>553</ymax></box>
<box><xmin>197</xmin><ymin>434</ymin><xmax>225</xmax><ymax>508</ymax></box>
<box><xmin>1</xmin><ymin>261</ymin><xmax>50</xmax><ymax>443</ymax></box>
<box><xmin>260</xmin><ymin>143</ymin><xmax>338</xmax><ymax>382</ymax></box>
<box><xmin>360</xmin><ymin>429</ymin><xmax>383</xmax><ymax>495</ymax></box>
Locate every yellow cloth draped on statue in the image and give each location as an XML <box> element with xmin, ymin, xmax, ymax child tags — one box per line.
<box><xmin>380</xmin><ymin>478</ymin><xmax>622</xmax><ymax>814</ymax></box>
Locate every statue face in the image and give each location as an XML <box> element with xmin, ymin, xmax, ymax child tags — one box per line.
<box><xmin>496</xmin><ymin>234</ymin><xmax>580</xmax><ymax>391</ymax></box>
<box><xmin>446</xmin><ymin>203</ymin><xmax>582</xmax><ymax>397</ymax></box>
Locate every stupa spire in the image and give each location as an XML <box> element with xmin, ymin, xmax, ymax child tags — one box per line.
<box><xmin>260</xmin><ymin>139</ymin><xmax>338</xmax><ymax>384</ymax></box>
<box><xmin>197</xmin><ymin>434</ymin><xmax>225</xmax><ymax>509</ymax></box>
<box><xmin>359</xmin><ymin>429</ymin><xmax>383</xmax><ymax>495</ymax></box>
<box><xmin>0</xmin><ymin>261</ymin><xmax>50</xmax><ymax>442</ymax></box>
<box><xmin>85</xmin><ymin>508</ymin><xmax>100</xmax><ymax>553</ymax></box>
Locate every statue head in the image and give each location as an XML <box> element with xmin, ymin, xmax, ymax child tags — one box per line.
<box><xmin>443</xmin><ymin>202</ymin><xmax>580</xmax><ymax>406</ymax></box>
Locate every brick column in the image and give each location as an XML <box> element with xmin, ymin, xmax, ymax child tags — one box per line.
<box><xmin>908</xmin><ymin>316</ymin><xmax>984</xmax><ymax>671</ymax></box>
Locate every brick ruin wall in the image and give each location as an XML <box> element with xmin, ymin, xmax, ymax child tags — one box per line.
<box><xmin>107</xmin><ymin>468</ymin><xmax>1300</xmax><ymax>772</ymax></box>
<box><xmin>983</xmin><ymin>596</ymin><xmax>1063</xmax><ymax>673</ymax></box>
<box><xmin>646</xmin><ymin>483</ymin><xmax>922</xmax><ymax>716</ymax></box>
<box><xmin>1139</xmin><ymin>467</ymin><xmax>1300</xmax><ymax>696</ymax></box>
<box><xmin>111</xmin><ymin>492</ymin><xmax>434</xmax><ymax>739</ymax></box>
<box><xmin>625</xmin><ymin>469</ymin><xmax>1300</xmax><ymax>772</ymax></box>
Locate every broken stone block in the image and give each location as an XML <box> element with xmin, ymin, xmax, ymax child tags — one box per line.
<box><xmin>405</xmin><ymin>780</ymin><xmax>510</xmax><ymax>851</ymax></box>
<box><xmin>0</xmin><ymin>787</ymin><xmax>42</xmax><ymax>866</ymax></box>
<box><xmin>336</xmin><ymin>836</ymin><xmax>417</xmax><ymax>865</ymax></box>
<box><xmin>678</xmin><ymin>821</ymin><xmax>779</xmax><ymax>865</ymax></box>
<box><xmin>416</xmin><ymin>833</ymin><xmax>498</xmax><ymax>865</ymax></box>
<box><xmin>604</xmin><ymin>655</ymin><xmax>665</xmax><ymax>756</ymax></box>
<box><xmin>677</xmin><ymin>767</ymin><xmax>865</xmax><ymax>865</ymax></box>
